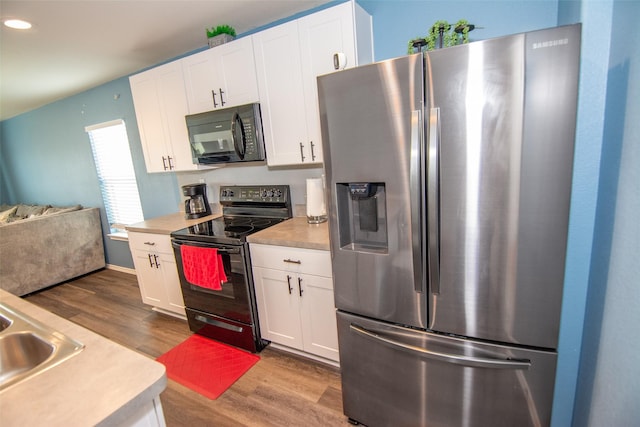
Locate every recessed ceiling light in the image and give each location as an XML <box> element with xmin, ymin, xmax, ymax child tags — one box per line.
<box><xmin>4</xmin><ymin>19</ymin><xmax>33</xmax><ymax>30</ymax></box>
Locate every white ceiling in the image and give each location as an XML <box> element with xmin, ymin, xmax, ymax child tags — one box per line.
<box><xmin>0</xmin><ymin>0</ymin><xmax>332</xmax><ymax>121</ymax></box>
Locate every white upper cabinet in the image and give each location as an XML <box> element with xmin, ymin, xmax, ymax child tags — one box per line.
<box><xmin>182</xmin><ymin>37</ymin><xmax>259</xmax><ymax>114</ymax></box>
<box><xmin>253</xmin><ymin>21</ymin><xmax>309</xmax><ymax>166</ymax></box>
<box><xmin>129</xmin><ymin>2</ymin><xmax>372</xmax><ymax>172</ymax></box>
<box><xmin>130</xmin><ymin>60</ymin><xmax>197</xmax><ymax>172</ymax></box>
<box><xmin>253</xmin><ymin>2</ymin><xmax>373</xmax><ymax>166</ymax></box>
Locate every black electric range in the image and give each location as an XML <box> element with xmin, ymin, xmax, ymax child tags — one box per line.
<box><xmin>171</xmin><ymin>184</ymin><xmax>292</xmax><ymax>245</ymax></box>
<box><xmin>170</xmin><ymin>185</ymin><xmax>292</xmax><ymax>353</ymax></box>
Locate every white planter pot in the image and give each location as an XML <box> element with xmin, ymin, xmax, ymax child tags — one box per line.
<box><xmin>208</xmin><ymin>34</ymin><xmax>235</xmax><ymax>48</ymax></box>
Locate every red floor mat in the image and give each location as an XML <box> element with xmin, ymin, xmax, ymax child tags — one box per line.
<box><xmin>157</xmin><ymin>334</ymin><xmax>260</xmax><ymax>399</ymax></box>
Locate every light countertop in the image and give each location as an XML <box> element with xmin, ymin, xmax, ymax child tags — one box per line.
<box><xmin>126</xmin><ymin>211</ymin><xmax>221</xmax><ymax>235</ymax></box>
<box><xmin>247</xmin><ymin>216</ymin><xmax>330</xmax><ymax>251</ymax></box>
<box><xmin>0</xmin><ymin>289</ymin><xmax>166</xmax><ymax>426</ymax></box>
<box><xmin>126</xmin><ymin>213</ymin><xmax>330</xmax><ymax>251</ymax></box>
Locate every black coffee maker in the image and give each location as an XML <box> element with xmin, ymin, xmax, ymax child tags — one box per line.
<box><xmin>182</xmin><ymin>183</ymin><xmax>212</xmax><ymax>219</ymax></box>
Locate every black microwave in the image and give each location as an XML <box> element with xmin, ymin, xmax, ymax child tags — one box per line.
<box><xmin>185</xmin><ymin>103</ymin><xmax>266</xmax><ymax>165</ymax></box>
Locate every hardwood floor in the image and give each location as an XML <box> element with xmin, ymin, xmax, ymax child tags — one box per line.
<box><xmin>25</xmin><ymin>269</ymin><xmax>348</xmax><ymax>426</ymax></box>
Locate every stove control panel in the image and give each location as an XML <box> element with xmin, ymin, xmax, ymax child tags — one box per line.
<box><xmin>219</xmin><ymin>185</ymin><xmax>290</xmax><ymax>204</ymax></box>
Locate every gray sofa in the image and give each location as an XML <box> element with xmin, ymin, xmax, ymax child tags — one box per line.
<box><xmin>0</xmin><ymin>204</ymin><xmax>106</xmax><ymax>296</ymax></box>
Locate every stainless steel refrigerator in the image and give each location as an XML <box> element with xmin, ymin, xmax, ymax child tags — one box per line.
<box><xmin>317</xmin><ymin>24</ymin><xmax>581</xmax><ymax>427</ymax></box>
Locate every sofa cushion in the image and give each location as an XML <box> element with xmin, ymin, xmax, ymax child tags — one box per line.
<box><xmin>43</xmin><ymin>205</ymin><xmax>83</xmax><ymax>215</ymax></box>
<box><xmin>0</xmin><ymin>206</ymin><xmax>17</xmax><ymax>224</ymax></box>
<box><xmin>15</xmin><ymin>204</ymin><xmax>50</xmax><ymax>219</ymax></box>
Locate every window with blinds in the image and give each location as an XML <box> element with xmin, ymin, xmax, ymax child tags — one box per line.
<box><xmin>85</xmin><ymin>119</ymin><xmax>144</xmax><ymax>233</ymax></box>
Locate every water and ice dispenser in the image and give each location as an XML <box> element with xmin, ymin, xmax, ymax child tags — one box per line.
<box><xmin>335</xmin><ymin>183</ymin><xmax>388</xmax><ymax>253</ymax></box>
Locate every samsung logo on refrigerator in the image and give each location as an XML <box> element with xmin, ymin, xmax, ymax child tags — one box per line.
<box><xmin>533</xmin><ymin>38</ymin><xmax>569</xmax><ymax>49</ymax></box>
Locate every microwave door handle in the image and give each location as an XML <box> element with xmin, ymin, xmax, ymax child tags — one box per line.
<box><xmin>231</xmin><ymin>112</ymin><xmax>246</xmax><ymax>160</ymax></box>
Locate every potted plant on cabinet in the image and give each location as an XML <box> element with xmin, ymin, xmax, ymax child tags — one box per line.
<box><xmin>206</xmin><ymin>24</ymin><xmax>236</xmax><ymax>48</ymax></box>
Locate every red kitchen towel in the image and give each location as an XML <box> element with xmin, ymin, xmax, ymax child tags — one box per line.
<box><xmin>180</xmin><ymin>245</ymin><xmax>227</xmax><ymax>290</ymax></box>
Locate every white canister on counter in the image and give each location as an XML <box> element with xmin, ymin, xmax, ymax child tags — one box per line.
<box><xmin>306</xmin><ymin>177</ymin><xmax>327</xmax><ymax>224</ymax></box>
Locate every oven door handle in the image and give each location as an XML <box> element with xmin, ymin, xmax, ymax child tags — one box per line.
<box><xmin>171</xmin><ymin>240</ymin><xmax>241</xmax><ymax>254</ymax></box>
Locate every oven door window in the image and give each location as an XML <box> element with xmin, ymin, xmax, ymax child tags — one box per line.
<box><xmin>174</xmin><ymin>243</ymin><xmax>252</xmax><ymax>324</ymax></box>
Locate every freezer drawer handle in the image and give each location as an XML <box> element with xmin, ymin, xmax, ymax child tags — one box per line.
<box><xmin>350</xmin><ymin>324</ymin><xmax>531</xmax><ymax>370</ymax></box>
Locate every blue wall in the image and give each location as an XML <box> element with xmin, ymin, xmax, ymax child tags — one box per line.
<box><xmin>571</xmin><ymin>0</ymin><xmax>640</xmax><ymax>425</ymax></box>
<box><xmin>0</xmin><ymin>78</ymin><xmax>181</xmax><ymax>267</ymax></box>
<box><xmin>2</xmin><ymin>1</ymin><xmax>636</xmax><ymax>426</ymax></box>
<box><xmin>552</xmin><ymin>1</ymin><xmax>612</xmax><ymax>425</ymax></box>
<box><xmin>360</xmin><ymin>0</ymin><xmax>558</xmax><ymax>60</ymax></box>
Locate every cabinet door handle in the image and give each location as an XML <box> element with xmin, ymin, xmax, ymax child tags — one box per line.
<box><xmin>333</xmin><ymin>52</ymin><xmax>346</xmax><ymax>70</ymax></box>
<box><xmin>283</xmin><ymin>258</ymin><xmax>301</xmax><ymax>264</ymax></box>
<box><xmin>212</xmin><ymin>90</ymin><xmax>218</xmax><ymax>108</ymax></box>
<box><xmin>310</xmin><ymin>141</ymin><xmax>316</xmax><ymax>161</ymax></box>
<box><xmin>219</xmin><ymin>88</ymin><xmax>226</xmax><ymax>106</ymax></box>
<box><xmin>148</xmin><ymin>254</ymin><xmax>154</xmax><ymax>268</ymax></box>
<box><xmin>286</xmin><ymin>275</ymin><xmax>293</xmax><ymax>294</ymax></box>
<box><xmin>299</xmin><ymin>143</ymin><xmax>306</xmax><ymax>162</ymax></box>
<box><xmin>297</xmin><ymin>277</ymin><xmax>303</xmax><ymax>297</ymax></box>
<box><xmin>162</xmin><ymin>156</ymin><xmax>169</xmax><ymax>170</ymax></box>
<box><xmin>154</xmin><ymin>254</ymin><xmax>160</xmax><ymax>268</ymax></box>
<box><xmin>167</xmin><ymin>156</ymin><xmax>174</xmax><ymax>170</ymax></box>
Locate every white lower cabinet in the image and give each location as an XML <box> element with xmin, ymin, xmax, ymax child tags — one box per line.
<box><xmin>250</xmin><ymin>243</ymin><xmax>339</xmax><ymax>362</ymax></box>
<box><xmin>128</xmin><ymin>231</ymin><xmax>185</xmax><ymax>318</ymax></box>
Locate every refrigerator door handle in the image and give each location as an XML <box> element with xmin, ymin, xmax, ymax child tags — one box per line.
<box><xmin>410</xmin><ymin>110</ymin><xmax>424</xmax><ymax>293</ymax></box>
<box><xmin>350</xmin><ymin>323</ymin><xmax>531</xmax><ymax>370</ymax></box>
<box><xmin>427</xmin><ymin>107</ymin><xmax>441</xmax><ymax>294</ymax></box>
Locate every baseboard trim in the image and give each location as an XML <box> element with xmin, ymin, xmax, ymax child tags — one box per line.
<box><xmin>106</xmin><ymin>264</ymin><xmax>136</xmax><ymax>275</ymax></box>
<box><xmin>268</xmin><ymin>343</ymin><xmax>340</xmax><ymax>368</ymax></box>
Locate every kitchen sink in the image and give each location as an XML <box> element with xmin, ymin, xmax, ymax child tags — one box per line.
<box><xmin>0</xmin><ymin>302</ymin><xmax>84</xmax><ymax>392</ymax></box>
<box><xmin>0</xmin><ymin>313</ymin><xmax>11</xmax><ymax>332</ymax></box>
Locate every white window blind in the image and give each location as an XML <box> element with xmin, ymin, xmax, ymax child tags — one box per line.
<box><xmin>85</xmin><ymin>119</ymin><xmax>144</xmax><ymax>232</ymax></box>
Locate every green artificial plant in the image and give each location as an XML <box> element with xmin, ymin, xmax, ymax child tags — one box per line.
<box><xmin>407</xmin><ymin>19</ymin><xmax>475</xmax><ymax>54</ymax></box>
<box><xmin>206</xmin><ymin>24</ymin><xmax>237</xmax><ymax>39</ymax></box>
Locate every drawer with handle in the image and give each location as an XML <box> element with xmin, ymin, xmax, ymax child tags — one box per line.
<box><xmin>249</xmin><ymin>244</ymin><xmax>331</xmax><ymax>277</ymax></box>
<box><xmin>128</xmin><ymin>232</ymin><xmax>174</xmax><ymax>254</ymax></box>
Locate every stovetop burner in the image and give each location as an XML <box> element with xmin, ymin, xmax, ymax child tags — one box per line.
<box><xmin>171</xmin><ymin>185</ymin><xmax>292</xmax><ymax>245</ymax></box>
<box><xmin>180</xmin><ymin>216</ymin><xmax>287</xmax><ymax>240</ymax></box>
